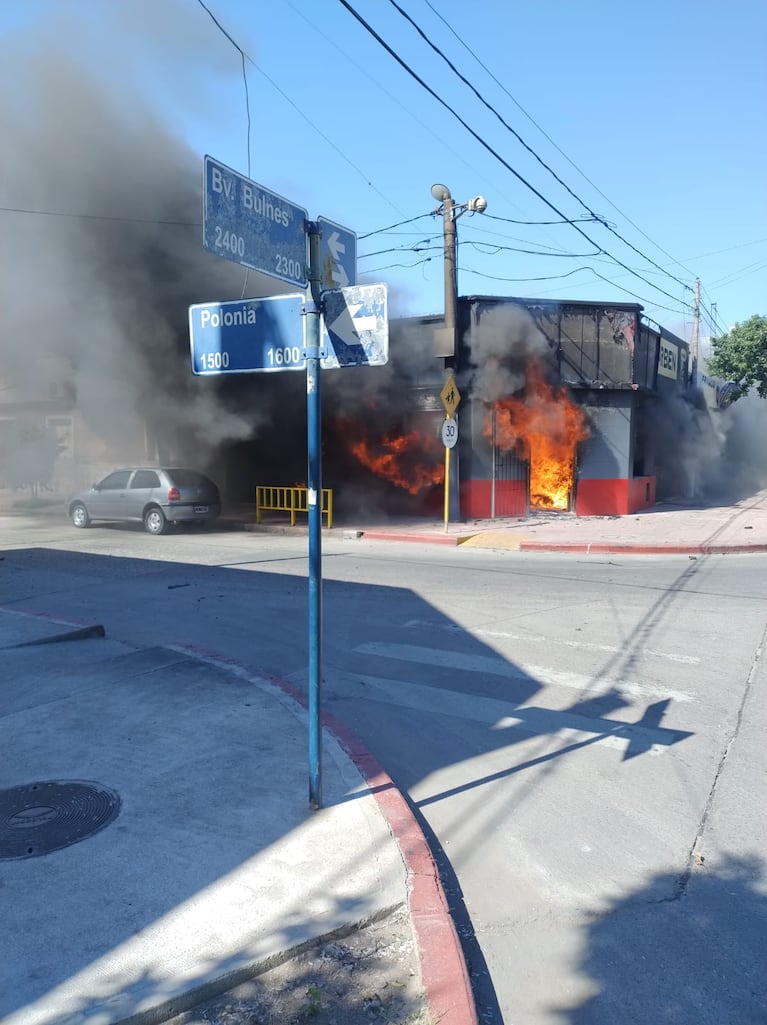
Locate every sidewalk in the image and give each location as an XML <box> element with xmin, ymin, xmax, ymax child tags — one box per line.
<box><xmin>6</xmin><ymin>488</ymin><xmax>767</xmax><ymax>555</ymax></box>
<box><xmin>0</xmin><ymin>610</ymin><xmax>475</xmax><ymax>1025</ymax></box>
<box><xmin>351</xmin><ymin>490</ymin><xmax>767</xmax><ymax>554</ymax></box>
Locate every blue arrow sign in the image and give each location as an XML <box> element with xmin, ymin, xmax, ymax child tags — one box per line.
<box><xmin>318</xmin><ymin>217</ymin><xmax>357</xmax><ymax>290</ymax></box>
<box><xmin>189</xmin><ymin>294</ymin><xmax>305</xmax><ymax>375</ymax></box>
<box><xmin>203</xmin><ymin>156</ymin><xmax>308</xmax><ymax>288</ymax></box>
<box><xmin>321</xmin><ymin>283</ymin><xmax>388</xmax><ymax>369</ymax></box>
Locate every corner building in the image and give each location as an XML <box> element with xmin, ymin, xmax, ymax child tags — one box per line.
<box><xmin>443</xmin><ymin>295</ymin><xmax>691</xmax><ymax>518</ymax></box>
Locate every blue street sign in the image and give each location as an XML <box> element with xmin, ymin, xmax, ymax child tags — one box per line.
<box><xmin>318</xmin><ymin>217</ymin><xmax>356</xmax><ymax>290</ymax></box>
<box><xmin>189</xmin><ymin>294</ymin><xmax>305</xmax><ymax>375</ymax></box>
<box><xmin>203</xmin><ymin>156</ymin><xmax>308</xmax><ymax>288</ymax></box>
<box><xmin>321</xmin><ymin>283</ymin><xmax>388</xmax><ymax>369</ymax></box>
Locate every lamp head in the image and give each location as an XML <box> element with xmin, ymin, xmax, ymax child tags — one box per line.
<box><xmin>431</xmin><ymin>183</ymin><xmax>451</xmax><ymax>202</ymax></box>
<box><xmin>467</xmin><ymin>195</ymin><xmax>488</xmax><ymax>213</ymax></box>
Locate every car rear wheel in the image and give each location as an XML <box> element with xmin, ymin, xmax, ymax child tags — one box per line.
<box><xmin>71</xmin><ymin>503</ymin><xmax>90</xmax><ymax>529</ymax></box>
<box><xmin>144</xmin><ymin>506</ymin><xmax>168</xmax><ymax>535</ymax></box>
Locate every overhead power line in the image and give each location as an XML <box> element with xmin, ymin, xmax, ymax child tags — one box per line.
<box><xmin>383</xmin><ymin>0</ymin><xmax>692</xmax><ymax>294</ymax></box>
<box><xmin>337</xmin><ymin>0</ymin><xmax>693</xmax><ymax>312</ymax></box>
<box><xmin>0</xmin><ymin>204</ymin><xmax>199</xmax><ymax>226</ymax></box>
<box><xmin>195</xmin><ymin>0</ymin><xmax>406</xmax><ymax>216</ymax></box>
<box><xmin>421</xmin><ymin>0</ymin><xmax>696</xmax><ymax>279</ymax></box>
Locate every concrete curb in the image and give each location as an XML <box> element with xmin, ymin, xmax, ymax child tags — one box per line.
<box><xmin>259</xmin><ymin>673</ymin><xmax>479</xmax><ymax>1025</ymax></box>
<box><xmin>360</xmin><ymin>530</ymin><xmax>468</xmax><ymax>546</ymax></box>
<box><xmin>2</xmin><ymin>608</ymin><xmax>479</xmax><ymax>1025</ymax></box>
<box><xmin>518</xmin><ymin>541</ymin><xmax>767</xmax><ymax>555</ymax></box>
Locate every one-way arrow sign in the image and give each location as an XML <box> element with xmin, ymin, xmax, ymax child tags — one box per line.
<box><xmin>318</xmin><ymin>216</ymin><xmax>356</xmax><ymax>290</ymax></box>
<box><xmin>321</xmin><ymin>283</ymin><xmax>388</xmax><ymax>369</ymax></box>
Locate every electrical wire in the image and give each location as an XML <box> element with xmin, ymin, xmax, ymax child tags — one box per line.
<box><xmin>383</xmin><ymin>0</ymin><xmax>693</xmax><ymax>292</ymax></box>
<box><xmin>458</xmin><ymin>264</ymin><xmax>689</xmax><ymax>315</ymax></box>
<box><xmin>0</xmin><ymin>205</ymin><xmax>199</xmax><ymax>226</ymax></box>
<box><xmin>196</xmin><ymin>0</ymin><xmax>251</xmax><ymax>176</ymax></box>
<box><xmin>420</xmin><ymin>0</ymin><xmax>696</xmax><ymax>280</ymax></box>
<box><xmin>357</xmin><ymin>213</ymin><xmax>433</xmax><ymax>239</ymax></box>
<box><xmin>195</xmin><ymin>0</ymin><xmax>406</xmax><ymax>216</ymax></box>
<box><xmin>336</xmin><ymin>0</ymin><xmax>694</xmax><ymax>312</ymax></box>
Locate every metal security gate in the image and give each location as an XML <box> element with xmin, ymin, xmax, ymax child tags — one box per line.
<box><xmin>491</xmin><ymin>443</ymin><xmax>529</xmax><ymax>518</ymax></box>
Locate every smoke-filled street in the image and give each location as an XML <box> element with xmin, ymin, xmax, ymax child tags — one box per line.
<box><xmin>1</xmin><ymin>516</ymin><xmax>764</xmax><ymax>1024</ymax></box>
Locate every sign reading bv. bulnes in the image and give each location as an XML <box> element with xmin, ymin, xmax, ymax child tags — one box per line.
<box><xmin>203</xmin><ymin>156</ymin><xmax>308</xmax><ymax>288</ymax></box>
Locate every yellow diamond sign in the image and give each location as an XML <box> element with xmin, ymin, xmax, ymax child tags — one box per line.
<box><xmin>440</xmin><ymin>375</ymin><xmax>461</xmax><ymax>418</ymax></box>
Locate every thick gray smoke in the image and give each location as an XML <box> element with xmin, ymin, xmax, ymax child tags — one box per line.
<box><xmin>465</xmin><ymin>303</ymin><xmax>555</xmax><ymax>401</ymax></box>
<box><xmin>0</xmin><ymin>5</ymin><xmax>440</xmax><ymax>504</ymax></box>
<box><xmin>701</xmin><ymin>391</ymin><xmax>767</xmax><ymax>498</ymax></box>
<box><xmin>0</xmin><ymin>4</ymin><xmax>313</xmax><ymax>492</ymax></box>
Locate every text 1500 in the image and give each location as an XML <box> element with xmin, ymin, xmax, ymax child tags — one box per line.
<box><xmin>199</xmin><ymin>352</ymin><xmax>230</xmax><ymax>370</ymax></box>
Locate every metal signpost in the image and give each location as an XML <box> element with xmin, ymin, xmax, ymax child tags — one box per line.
<box><xmin>197</xmin><ymin>158</ymin><xmax>387</xmax><ymax>808</ymax></box>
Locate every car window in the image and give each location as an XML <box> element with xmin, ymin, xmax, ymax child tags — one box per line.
<box><xmin>130</xmin><ymin>470</ymin><xmax>161</xmax><ymax>489</ymax></box>
<box><xmin>166</xmin><ymin>469</ymin><xmax>211</xmax><ymax>488</ymax></box>
<box><xmin>97</xmin><ymin>470</ymin><xmax>132</xmax><ymax>490</ymax></box>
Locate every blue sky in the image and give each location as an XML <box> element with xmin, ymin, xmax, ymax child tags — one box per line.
<box><xmin>4</xmin><ymin>0</ymin><xmax>766</xmax><ymax>342</ymax></box>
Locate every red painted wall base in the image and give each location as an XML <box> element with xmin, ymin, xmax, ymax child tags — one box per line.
<box><xmin>460</xmin><ymin>476</ymin><xmax>656</xmax><ymax>518</ymax></box>
<box><xmin>575</xmin><ymin>476</ymin><xmax>655</xmax><ymax>516</ymax></box>
<box><xmin>461</xmin><ymin>479</ymin><xmax>527</xmax><ymax>519</ymax></box>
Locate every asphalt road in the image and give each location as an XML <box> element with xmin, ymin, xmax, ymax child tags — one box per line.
<box><xmin>2</xmin><ymin>516</ymin><xmax>765</xmax><ymax>1025</ymax></box>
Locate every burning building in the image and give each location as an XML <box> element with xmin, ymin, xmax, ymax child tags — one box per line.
<box><xmin>448</xmin><ymin>295</ymin><xmax>691</xmax><ymax>517</ymax></box>
<box><xmin>0</xmin><ymin>10</ymin><xmax>696</xmax><ymax>520</ymax></box>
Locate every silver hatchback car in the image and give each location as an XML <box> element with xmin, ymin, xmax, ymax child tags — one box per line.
<box><xmin>67</xmin><ymin>467</ymin><xmax>221</xmax><ymax>534</ymax></box>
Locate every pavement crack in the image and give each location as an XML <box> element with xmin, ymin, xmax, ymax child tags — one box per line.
<box><xmin>673</xmin><ymin>621</ymin><xmax>765</xmax><ymax>900</ymax></box>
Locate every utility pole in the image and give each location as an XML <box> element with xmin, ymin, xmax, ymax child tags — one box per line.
<box><xmin>691</xmin><ymin>277</ymin><xmax>700</xmax><ymax>385</ymax></box>
<box><xmin>430</xmin><ymin>184</ymin><xmax>487</xmax><ymax>521</ymax></box>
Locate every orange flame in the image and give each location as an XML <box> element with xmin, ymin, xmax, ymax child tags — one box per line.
<box><xmin>350</xmin><ymin>428</ymin><xmax>444</xmax><ymax>494</ymax></box>
<box><xmin>486</xmin><ymin>359</ymin><xmax>589</xmax><ymax>511</ymax></box>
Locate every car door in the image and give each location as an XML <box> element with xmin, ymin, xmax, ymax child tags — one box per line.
<box><xmin>87</xmin><ymin>470</ymin><xmax>133</xmax><ymax>520</ymax></box>
<box><xmin>126</xmin><ymin>469</ymin><xmax>162</xmax><ymax>521</ymax></box>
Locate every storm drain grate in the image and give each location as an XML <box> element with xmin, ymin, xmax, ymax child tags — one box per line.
<box><xmin>0</xmin><ymin>780</ymin><xmax>121</xmax><ymax>860</ymax></box>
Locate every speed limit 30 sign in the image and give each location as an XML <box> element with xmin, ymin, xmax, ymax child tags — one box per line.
<box><xmin>441</xmin><ymin>417</ymin><xmax>458</xmax><ymax>448</ymax></box>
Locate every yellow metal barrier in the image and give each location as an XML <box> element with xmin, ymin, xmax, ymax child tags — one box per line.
<box><xmin>256</xmin><ymin>486</ymin><xmax>333</xmax><ymax>529</ymax></box>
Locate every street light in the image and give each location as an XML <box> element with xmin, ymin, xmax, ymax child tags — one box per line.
<box><xmin>431</xmin><ymin>184</ymin><xmax>487</xmax><ymax>359</ymax></box>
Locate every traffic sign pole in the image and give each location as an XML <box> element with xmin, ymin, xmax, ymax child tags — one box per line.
<box><xmin>444</xmin><ymin>438</ymin><xmax>451</xmax><ymax>533</ymax></box>
<box><xmin>305</xmin><ymin>223</ymin><xmax>323</xmax><ymax>810</ymax></box>
<box><xmin>440</xmin><ymin>376</ymin><xmax>461</xmax><ymax>532</ymax></box>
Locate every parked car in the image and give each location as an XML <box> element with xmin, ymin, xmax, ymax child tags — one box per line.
<box><xmin>66</xmin><ymin>467</ymin><xmax>221</xmax><ymax>534</ymax></box>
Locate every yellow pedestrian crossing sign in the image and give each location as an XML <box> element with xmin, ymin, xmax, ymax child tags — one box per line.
<box><xmin>440</xmin><ymin>375</ymin><xmax>461</xmax><ymax>417</ymax></box>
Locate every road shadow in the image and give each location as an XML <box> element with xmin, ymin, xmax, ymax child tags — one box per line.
<box><xmin>0</xmin><ymin>543</ymin><xmax>698</xmax><ymax>1025</ymax></box>
<box><xmin>551</xmin><ymin>853</ymin><xmax>767</xmax><ymax>1024</ymax></box>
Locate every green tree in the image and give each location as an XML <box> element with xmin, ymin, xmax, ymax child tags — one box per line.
<box><xmin>707</xmin><ymin>314</ymin><xmax>767</xmax><ymax>400</ymax></box>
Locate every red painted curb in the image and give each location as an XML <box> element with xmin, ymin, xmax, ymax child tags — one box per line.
<box><xmin>518</xmin><ymin>541</ymin><xmax>767</xmax><ymax>554</ymax></box>
<box><xmin>266</xmin><ymin>676</ymin><xmax>479</xmax><ymax>1025</ymax></box>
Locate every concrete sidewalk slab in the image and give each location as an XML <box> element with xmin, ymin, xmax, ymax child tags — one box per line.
<box><xmin>351</xmin><ymin>490</ymin><xmax>767</xmax><ymax>555</ymax></box>
<box><xmin>0</xmin><ymin>617</ymin><xmax>429</xmax><ymax>1025</ymax></box>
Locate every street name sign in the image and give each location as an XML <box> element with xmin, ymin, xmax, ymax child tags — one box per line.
<box><xmin>318</xmin><ymin>216</ymin><xmax>357</xmax><ymax>290</ymax></box>
<box><xmin>203</xmin><ymin>156</ymin><xmax>308</xmax><ymax>288</ymax></box>
<box><xmin>321</xmin><ymin>283</ymin><xmax>388</xmax><ymax>369</ymax></box>
<box><xmin>189</xmin><ymin>294</ymin><xmax>306</xmax><ymax>375</ymax></box>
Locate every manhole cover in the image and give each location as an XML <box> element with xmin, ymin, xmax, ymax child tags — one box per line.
<box><xmin>0</xmin><ymin>780</ymin><xmax>121</xmax><ymax>860</ymax></box>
